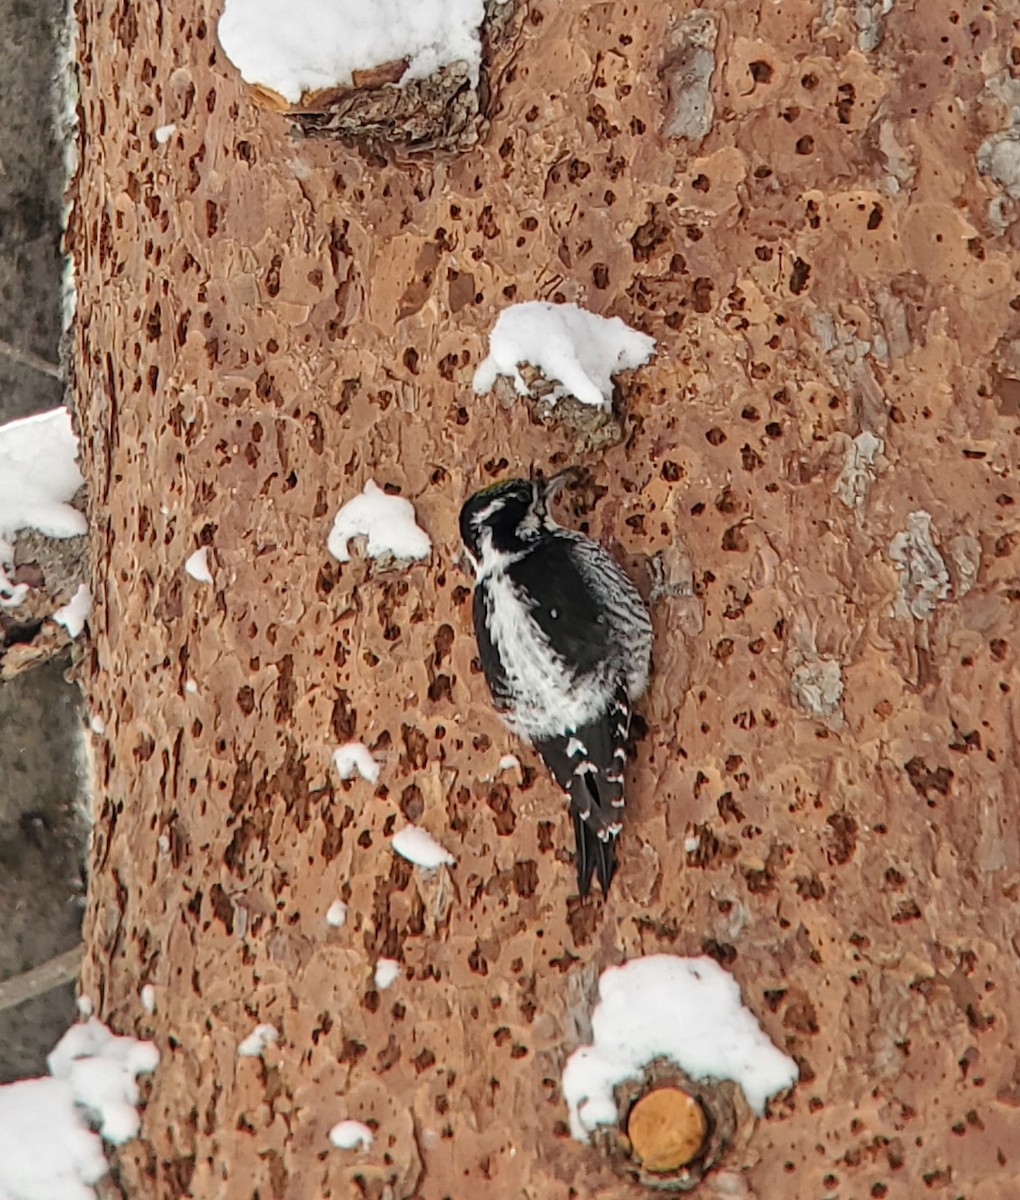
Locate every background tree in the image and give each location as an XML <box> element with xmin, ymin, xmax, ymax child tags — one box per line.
<box><xmin>71</xmin><ymin>0</ymin><xmax>1020</xmax><ymax>1195</ymax></box>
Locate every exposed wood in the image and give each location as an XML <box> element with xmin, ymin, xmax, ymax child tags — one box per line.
<box><xmin>627</xmin><ymin>1086</ymin><xmax>708</xmax><ymax>1173</ymax></box>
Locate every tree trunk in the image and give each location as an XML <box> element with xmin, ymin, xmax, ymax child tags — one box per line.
<box><xmin>70</xmin><ymin>0</ymin><xmax>1020</xmax><ymax>1196</ymax></box>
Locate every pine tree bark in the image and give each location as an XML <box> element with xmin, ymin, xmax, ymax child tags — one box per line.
<box><xmin>70</xmin><ymin>0</ymin><xmax>1020</xmax><ymax>1197</ymax></box>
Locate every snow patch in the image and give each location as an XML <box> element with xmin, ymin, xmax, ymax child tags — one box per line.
<box><xmin>140</xmin><ymin>985</ymin><xmax>156</xmax><ymax>1015</ymax></box>
<box><xmin>238</xmin><ymin>1023</ymin><xmax>278</xmax><ymax>1058</ymax></box>
<box><xmin>374</xmin><ymin>958</ymin><xmax>400</xmax><ymax>990</ymax></box>
<box><xmin>47</xmin><ymin>1021</ymin><xmax>159</xmax><ymax>1147</ymax></box>
<box><xmin>0</xmin><ymin>1015</ymin><xmax>160</xmax><ymax>1200</ymax></box>
<box><xmin>329</xmin><ymin>1119</ymin><xmax>374</xmax><ymax>1151</ymax></box>
<box><xmin>328</xmin><ymin>480</ymin><xmax>431</xmax><ymax>566</ymax></box>
<box><xmin>473</xmin><ymin>301</ymin><xmax>655</xmax><ymax>411</ymax></box>
<box><xmin>326</xmin><ymin>899</ymin><xmax>348</xmax><ymax>928</ymax></box>
<box><xmin>154</xmin><ymin>123</ymin><xmax>177</xmax><ymax>144</ymax></box>
<box><xmin>332</xmin><ymin>741</ymin><xmax>380</xmax><ymax>784</ymax></box>
<box><xmin>0</xmin><ymin>407</ymin><xmax>86</xmax><ymax>607</ymax></box>
<box><xmin>0</xmin><ymin>1077</ymin><xmax>108</xmax><ymax>1200</ymax></box>
<box><xmin>498</xmin><ymin>753</ymin><xmax>520</xmax><ymax>772</ymax></box>
<box><xmin>561</xmin><ymin>955</ymin><xmax>797</xmax><ymax>1140</ymax></box>
<box><xmin>53</xmin><ymin>583</ymin><xmax>92</xmax><ymax>637</ymax></box>
<box><xmin>217</xmin><ymin>0</ymin><xmax>484</xmax><ymax>104</ymax></box>
<box><xmin>184</xmin><ymin>547</ymin><xmax>214</xmax><ymax>584</ymax></box>
<box><xmin>391</xmin><ymin>825</ymin><xmax>456</xmax><ymax>868</ymax></box>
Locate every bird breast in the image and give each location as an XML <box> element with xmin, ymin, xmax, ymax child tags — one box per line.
<box><xmin>481</xmin><ymin>571</ymin><xmax>608</xmax><ymax>741</ymax></box>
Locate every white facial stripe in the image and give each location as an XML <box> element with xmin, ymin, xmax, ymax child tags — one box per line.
<box><xmin>472</xmin><ymin>498</ymin><xmax>504</xmax><ymax>525</ymax></box>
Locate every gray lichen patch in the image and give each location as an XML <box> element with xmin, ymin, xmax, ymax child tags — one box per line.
<box><xmin>888</xmin><ymin>511</ymin><xmax>950</xmax><ymax>621</ymax></box>
<box><xmin>659</xmin><ymin>11</ymin><xmax>718</xmax><ymax>142</ymax></box>
<box><xmin>854</xmin><ymin>0</ymin><xmax>895</xmax><ymax>52</ymax></box>
<box><xmin>976</xmin><ymin>72</ymin><xmax>1020</xmax><ymax>230</ymax></box>
<box><xmin>833</xmin><ymin>431</ymin><xmax>883</xmax><ymax>511</ymax></box>
<box><xmin>790</xmin><ymin>654</ymin><xmax>844</xmax><ymax>721</ymax></box>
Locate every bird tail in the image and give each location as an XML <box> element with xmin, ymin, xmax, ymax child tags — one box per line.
<box><xmin>572</xmin><ymin>806</ymin><xmax>617</xmax><ymax>897</ymax></box>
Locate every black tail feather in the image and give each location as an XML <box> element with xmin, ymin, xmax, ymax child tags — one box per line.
<box><xmin>573</xmin><ymin>808</ymin><xmax>617</xmax><ymax>897</ymax></box>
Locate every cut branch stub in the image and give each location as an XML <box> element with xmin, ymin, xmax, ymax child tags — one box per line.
<box><xmin>491</xmin><ymin>368</ymin><xmax>625</xmax><ymax>456</ymax></box>
<box><xmin>627</xmin><ymin>1086</ymin><xmax>708</xmax><ymax>1173</ymax></box>
<box><xmin>590</xmin><ymin>1061</ymin><xmax>745</xmax><ymax>1192</ymax></box>
<box><xmin>235</xmin><ymin>0</ymin><xmax>521</xmax><ymax>154</ymax></box>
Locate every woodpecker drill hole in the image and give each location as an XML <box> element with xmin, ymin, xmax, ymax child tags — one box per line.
<box><xmin>627</xmin><ymin>1086</ymin><xmax>708</xmax><ymax>1173</ymax></box>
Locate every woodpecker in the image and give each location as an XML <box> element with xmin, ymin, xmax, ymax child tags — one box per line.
<box><xmin>460</xmin><ymin>473</ymin><xmax>652</xmax><ymax>896</ymax></box>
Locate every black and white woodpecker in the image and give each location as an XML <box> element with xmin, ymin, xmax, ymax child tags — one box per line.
<box><xmin>459</xmin><ymin>472</ymin><xmax>652</xmax><ymax>897</ymax></box>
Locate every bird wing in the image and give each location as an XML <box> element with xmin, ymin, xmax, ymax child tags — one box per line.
<box><xmin>507</xmin><ymin>539</ymin><xmax>613</xmax><ymax>675</ymax></box>
<box><xmin>561</xmin><ymin>531</ymin><xmax>653</xmax><ymax>698</ymax></box>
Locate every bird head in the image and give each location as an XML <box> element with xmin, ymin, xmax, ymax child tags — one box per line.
<box><xmin>459</xmin><ymin>471</ymin><xmax>572</xmax><ymax>574</ymax></box>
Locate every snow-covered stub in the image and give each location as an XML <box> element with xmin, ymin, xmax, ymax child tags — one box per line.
<box><xmin>0</xmin><ymin>1077</ymin><xmax>108</xmax><ymax>1198</ymax></box>
<box><xmin>329</xmin><ymin>1119</ymin><xmax>374</xmax><ymax>1151</ymax></box>
<box><xmin>391</xmin><ymin>824</ymin><xmax>456</xmax><ymax>868</ymax></box>
<box><xmin>328</xmin><ymin>480</ymin><xmax>431</xmax><ymax>567</ymax></box>
<box><xmin>332</xmin><ymin>741</ymin><xmax>381</xmax><ymax>785</ymax></box>
<box><xmin>0</xmin><ymin>407</ymin><xmax>86</xmax><ymax>607</ymax></box>
<box><xmin>473</xmin><ymin>301</ymin><xmax>656</xmax><ymax>411</ymax></box>
<box><xmin>217</xmin><ymin>0</ymin><xmax>485</xmax><ymax>105</ymax></box>
<box><xmin>561</xmin><ymin>955</ymin><xmax>797</xmax><ymax>1141</ymax></box>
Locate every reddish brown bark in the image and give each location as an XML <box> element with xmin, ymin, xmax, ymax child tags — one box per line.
<box><xmin>71</xmin><ymin>0</ymin><xmax>1020</xmax><ymax>1196</ymax></box>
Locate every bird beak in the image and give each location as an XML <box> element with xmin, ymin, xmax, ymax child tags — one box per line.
<box><xmin>539</xmin><ymin>465</ymin><xmax>578</xmax><ymax>502</ymax></box>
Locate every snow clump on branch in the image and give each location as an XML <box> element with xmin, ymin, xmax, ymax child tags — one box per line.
<box><xmin>561</xmin><ymin>955</ymin><xmax>797</xmax><ymax>1140</ymax></box>
<box><xmin>217</xmin><ymin>0</ymin><xmax>485</xmax><ymax>104</ymax></box>
<box><xmin>473</xmin><ymin>301</ymin><xmax>656</xmax><ymax>411</ymax></box>
<box><xmin>0</xmin><ymin>407</ymin><xmax>85</xmax><ymax>608</ymax></box>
